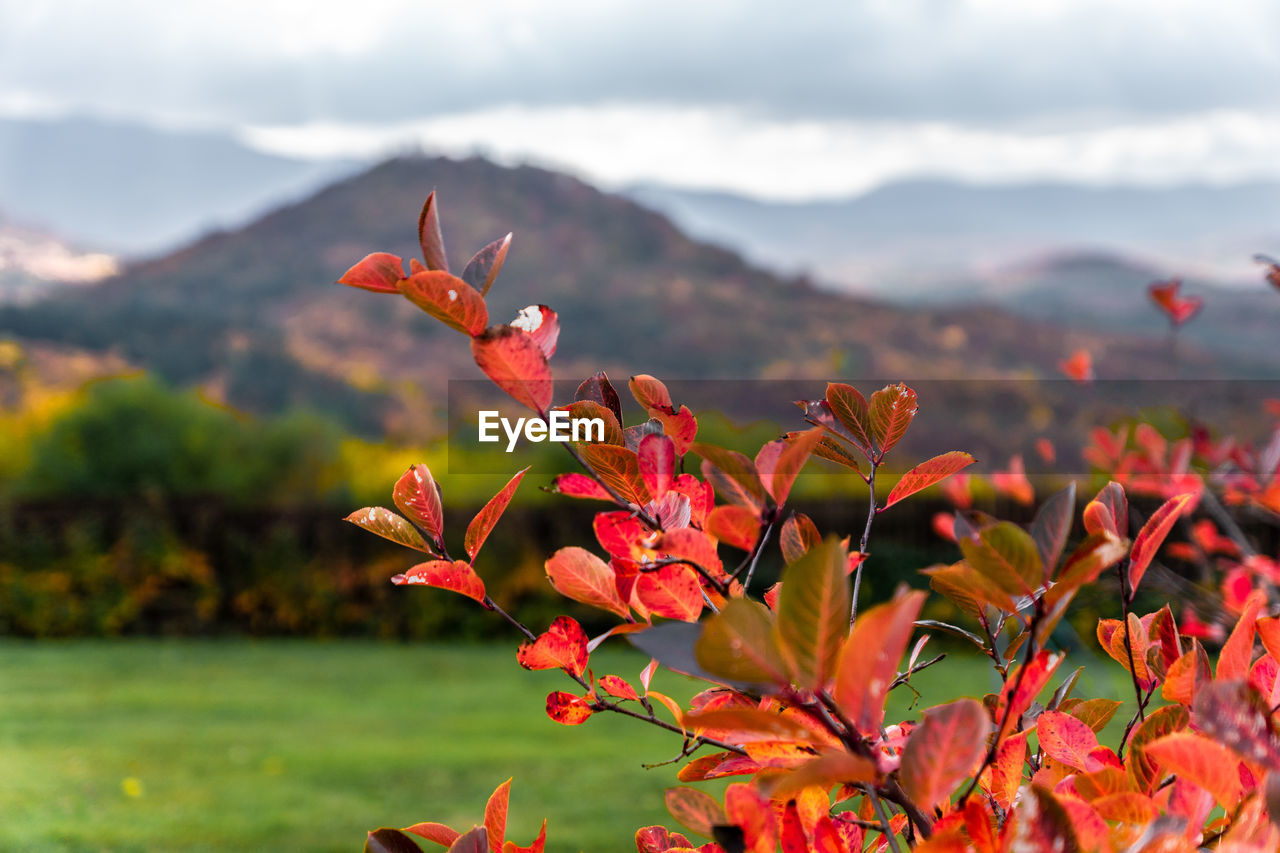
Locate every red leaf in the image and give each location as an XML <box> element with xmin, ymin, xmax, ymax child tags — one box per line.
<box><xmin>598</xmin><ymin>675</ymin><xmax>639</xmax><ymax>701</ymax></box>
<box><xmin>834</xmin><ymin>590</ymin><xmax>926</xmax><ymax>734</ymax></box>
<box><xmin>1143</xmin><ymin>732</ymin><xmax>1243</xmax><ymax>807</ymax></box>
<box><xmin>471</xmin><ymin>326</ymin><xmax>553</xmax><ymax>414</ymax></box>
<box><xmin>575</xmin><ymin>371</ymin><xmax>623</xmax><ymax>425</ymax></box>
<box><xmin>658</xmin><ymin>528</ymin><xmax>724</xmax><ymax>579</ymax></box>
<box><xmin>339</xmin><ymin>252</ymin><xmax>403</xmax><ymax>293</ymax></box>
<box><xmin>1148</xmin><ymin>278</ymin><xmax>1202</xmax><ymax>326</ymax></box>
<box><xmin>824</xmin><ymin>383</ymin><xmax>874</xmax><ymax>451</ymax></box>
<box><xmin>706</xmin><ymin>505</ymin><xmax>761</xmax><ymax>552</ymax></box>
<box><xmin>672</xmin><ymin>474</ymin><xmax>713</xmax><ymax>527</ymax></box>
<box><xmin>882</xmin><ymin>451</ymin><xmax>976</xmax><ymax>510</ymax></box>
<box><xmin>1128</xmin><ymin>492</ymin><xmax>1194</xmax><ymax>593</ymax></box>
<box><xmin>418</xmin><ymin>191</ymin><xmax>449</xmax><ymax>272</ymax></box>
<box><xmin>724</xmin><ymin>783</ymin><xmax>776</xmax><ymax>853</ymax></box>
<box><xmin>484</xmin><ymin>779</ymin><xmax>510</xmax><ymax>853</ymax></box>
<box><xmin>544</xmin><ymin>547</ymin><xmax>630</xmax><ymax>618</ymax></box>
<box><xmin>548</xmin><ymin>473</ymin><xmax>612</xmax><ymax>501</ymax></box>
<box><xmin>594</xmin><ymin>511</ymin><xmax>647</xmax><ymax>560</ymax></box>
<box><xmin>989</xmin><ymin>731</ymin><xmax>1027</xmax><ymax>809</ymax></box>
<box><xmin>345</xmin><ymin>506</ymin><xmax>436</xmax><ymax>554</ymax></box>
<box><xmin>635</xmin><ymin>826</ymin><xmax>693</xmax><ymax>853</ymax></box>
<box><xmin>639</xmin><ymin>434</ymin><xmax>677</xmax><ymax>501</ymax></box>
<box><xmin>754</xmin><ymin>428</ymin><xmax>823</xmax><ymax>505</ymax></box>
<box><xmin>899</xmin><ymin>698</ymin><xmax>991</xmax><ymax>809</ymax></box>
<box><xmin>1012</xmin><ymin>788</ymin><xmax>1079</xmax><ymax>852</ymax></box>
<box><xmin>398</xmin><ymin>270</ymin><xmax>488</xmax><ymax>336</ymax></box>
<box><xmin>1057</xmin><ymin>349</ymin><xmax>1094</xmax><ymax>383</ymax></box>
<box><xmin>510</xmin><ymin>305</ymin><xmax>559</xmax><ymax>360</ymax></box>
<box><xmin>517</xmin><ymin>616</ymin><xmax>589</xmax><ymax>676</ymax></box>
<box><xmin>635</xmin><ymin>564</ymin><xmax>704</xmax><ymax>622</ymax></box>
<box><xmin>1036</xmin><ymin>710</ymin><xmax>1101</xmax><ymax>772</ymax></box>
<box><xmin>580</xmin><ymin>444</ymin><xmax>650</xmax><ymax>506</ymax></box>
<box><xmin>393</xmin><ymin>560</ymin><xmax>485</xmax><ymax>602</ymax></box>
<box><xmin>462</xmin><ymin>233</ymin><xmax>512</xmax><ymax>296</ymax></box>
<box><xmin>868</xmin><ymin>383</ymin><xmax>917</xmax><ymax>458</ymax></box>
<box><xmin>393</xmin><ymin>464</ymin><xmax>444</xmax><ymax>544</ymax></box>
<box><xmin>465</xmin><ymin>468</ymin><xmax>528</xmax><ymax>562</ymax></box>
<box><xmin>779</xmin><ymin>513</ymin><xmax>821</xmax><ymax>563</ymax></box>
<box><xmin>545</xmin><ymin>691</ymin><xmax>593</xmax><ymax>725</ymax></box>
<box><xmin>991</xmin><ymin>454</ymin><xmax>1034</xmax><ymax>506</ymax></box>
<box><xmin>995</xmin><ymin>650</ymin><xmax>1063</xmax><ymax>742</ymax></box>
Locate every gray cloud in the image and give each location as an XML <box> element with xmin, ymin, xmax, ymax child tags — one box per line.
<box><xmin>1</xmin><ymin>0</ymin><xmax>1277</xmax><ymax>129</ymax></box>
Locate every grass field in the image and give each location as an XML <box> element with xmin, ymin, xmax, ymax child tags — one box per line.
<box><xmin>0</xmin><ymin>640</ymin><xmax>1134</xmax><ymax>852</ymax></box>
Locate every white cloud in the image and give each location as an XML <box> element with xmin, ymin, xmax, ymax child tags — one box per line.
<box><xmin>240</xmin><ymin>104</ymin><xmax>1280</xmax><ymax>199</ymax></box>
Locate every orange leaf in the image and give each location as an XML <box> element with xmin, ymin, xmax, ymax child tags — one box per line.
<box><xmin>754</xmin><ymin>428</ymin><xmax>823</xmax><ymax>505</ymax></box>
<box><xmin>398</xmin><ymin>270</ymin><xmax>488</xmax><ymax>336</ymax></box>
<box><xmin>404</xmin><ymin>822</ymin><xmax>461</xmax><ymax>847</ymax></box>
<box><xmin>1083</xmin><ymin>482</ymin><xmax>1128</xmax><ymax>538</ymax></box>
<box><xmin>393</xmin><ymin>560</ymin><xmax>485</xmax><ymax>602</ymax></box>
<box><xmin>418</xmin><ymin>191</ymin><xmax>449</xmax><ymax>272</ymax></box>
<box><xmin>544</xmin><ymin>547</ymin><xmax>629</xmax><ymax>619</ymax></box>
<box><xmin>899</xmin><ymin>698</ymin><xmax>990</xmax><ymax>809</ymax></box>
<box><xmin>580</xmin><ymin>444</ymin><xmax>650</xmax><ymax>506</ymax></box>
<box><xmin>1217</xmin><ymin>590</ymin><xmax>1264</xmax><ymax>682</ymax></box>
<box><xmin>683</xmin><ymin>707</ymin><xmax>822</xmax><ymax>743</ymax></box>
<box><xmin>665</xmin><ymin>787</ymin><xmax>727</xmax><ymax>839</ymax></box>
<box><xmin>868</xmin><ymin>383</ymin><xmax>918</xmax><ymax>458</ymax></box>
<box><xmin>635</xmin><ymin>826</ymin><xmax>693</xmax><ymax>853</ymax></box>
<box><xmin>393</xmin><ymin>463</ymin><xmax>444</xmax><ymax>544</ymax></box>
<box><xmin>338</xmin><ymin>251</ymin><xmax>403</xmax><ymax>293</ymax></box>
<box><xmin>834</xmin><ymin>589</ymin><xmax>926</xmax><ymax>734</ymax></box>
<box><xmin>882</xmin><ymin>451</ymin><xmax>976</xmax><ymax>510</ymax></box>
<box><xmin>635</xmin><ymin>564</ymin><xmax>704</xmax><ymax>622</ymax></box>
<box><xmin>771</xmin><ymin>751</ymin><xmax>877</xmax><ymax>800</ymax></box>
<box><xmin>345</xmin><ymin>507</ymin><xmax>435</xmax><ymax>554</ymax></box>
<box><xmin>483</xmin><ymin>779</ymin><xmax>510</xmax><ymax>853</ymax></box>
<box><xmin>1162</xmin><ymin>641</ymin><xmax>1211</xmax><ymax>705</ymax></box>
<box><xmin>471</xmin><ymin>326</ymin><xmax>553</xmax><ymax>414</ymax></box>
<box><xmin>1058</xmin><ymin>349</ymin><xmax>1094</xmax><ymax>383</ymax></box>
<box><xmin>629</xmin><ymin>374</ymin><xmax>675</xmax><ymax>413</ymax></box>
<box><xmin>779</xmin><ymin>513</ymin><xmax>821</xmax><ymax>563</ymax></box>
<box><xmin>658</xmin><ymin>528</ymin><xmax>724</xmax><ymax>579</ymax></box>
<box><xmin>1143</xmin><ymin>732</ymin><xmax>1244</xmax><ymax>808</ymax></box>
<box><xmin>706</xmin><ymin>505</ymin><xmax>761</xmax><ymax>552</ymax></box>
<box><xmin>462</xmin><ymin>233</ymin><xmax>512</xmax><ymax>296</ymax></box>
<box><xmin>1148</xmin><ymin>279</ymin><xmax>1202</xmax><ymax>326</ymax></box>
<box><xmin>995</xmin><ymin>650</ymin><xmax>1063</xmax><ymax>742</ymax></box>
<box><xmin>1128</xmin><ymin>493</ymin><xmax>1195</xmax><ymax>593</ymax></box>
<box><xmin>1036</xmin><ymin>710</ymin><xmax>1101</xmax><ymax>772</ymax></box>
<box><xmin>545</xmin><ymin>691</ymin><xmax>592</xmax><ymax>725</ymax></box>
<box><xmin>638</xmin><ymin>434</ymin><xmax>677</xmax><ymax>501</ymax></box>
<box><xmin>517</xmin><ymin>616</ymin><xmax>589</xmax><ymax>676</ymax></box>
<box><xmin>988</xmin><ymin>730</ymin><xmax>1027</xmax><ymax>810</ymax></box>
<box><xmin>1013</xmin><ymin>787</ymin><xmax>1080</xmax><ymax>852</ymax></box>
<box><xmin>724</xmin><ymin>782</ymin><xmax>777</xmax><ymax>853</ymax></box>
<box><xmin>465</xmin><ymin>468</ymin><xmax>528</xmax><ymax>562</ymax></box>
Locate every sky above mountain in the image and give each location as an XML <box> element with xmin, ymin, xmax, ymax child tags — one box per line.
<box><xmin>1</xmin><ymin>1</ymin><xmax>1277</xmax><ymax>199</ymax></box>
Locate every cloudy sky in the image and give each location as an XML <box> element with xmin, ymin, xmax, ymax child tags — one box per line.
<box><xmin>1</xmin><ymin>0</ymin><xmax>1277</xmax><ymax>198</ymax></box>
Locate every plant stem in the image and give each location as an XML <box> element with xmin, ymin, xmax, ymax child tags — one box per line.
<box><xmin>560</xmin><ymin>440</ymin><xmax>661</xmax><ymax>529</ymax></box>
<box><xmin>739</xmin><ymin>520</ymin><xmax>774</xmax><ymax>593</ymax></box>
<box><xmin>1118</xmin><ymin>563</ymin><xmax>1147</xmax><ymax>724</ymax></box>
<box><xmin>852</xmin><ymin>463</ymin><xmax>878</xmax><ymax>623</ymax></box>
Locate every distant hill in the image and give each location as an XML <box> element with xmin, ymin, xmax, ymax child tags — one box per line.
<box><xmin>0</xmin><ymin>116</ymin><xmax>356</xmax><ymax>255</ymax></box>
<box><xmin>626</xmin><ymin>179</ymin><xmax>1280</xmax><ymax>289</ymax></box>
<box><xmin>0</xmin><ymin>217</ymin><xmax>118</xmax><ymax>303</ymax></box>
<box><xmin>0</xmin><ymin>155</ymin><xmax>1263</xmax><ymax>441</ymax></box>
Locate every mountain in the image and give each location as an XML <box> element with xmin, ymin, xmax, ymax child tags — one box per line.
<box><xmin>0</xmin><ymin>155</ymin><xmax>1265</xmax><ymax>442</ymax></box>
<box><xmin>626</xmin><ymin>179</ymin><xmax>1280</xmax><ymax>289</ymax></box>
<box><xmin>0</xmin><ymin>116</ymin><xmax>356</xmax><ymax>255</ymax></box>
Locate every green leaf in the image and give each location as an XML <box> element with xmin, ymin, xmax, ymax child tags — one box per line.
<box><xmin>774</xmin><ymin>537</ymin><xmax>850</xmax><ymax>690</ymax></box>
<box><xmin>960</xmin><ymin>521</ymin><xmax>1043</xmax><ymax>596</ymax></box>
<box><xmin>696</xmin><ymin>599</ymin><xmax>788</xmax><ymax>686</ymax></box>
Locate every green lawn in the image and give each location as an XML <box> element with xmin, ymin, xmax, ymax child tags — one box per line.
<box><xmin>0</xmin><ymin>640</ymin><xmax>1133</xmax><ymax>852</ymax></box>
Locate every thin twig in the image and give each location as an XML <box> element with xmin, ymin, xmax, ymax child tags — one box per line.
<box><xmin>644</xmin><ymin>557</ymin><xmax>730</xmax><ymax>597</ymax></box>
<box><xmin>740</xmin><ymin>520</ymin><xmax>775</xmax><ymax>593</ymax></box>
<box><xmin>560</xmin><ymin>440</ymin><xmax>661</xmax><ymax>529</ymax></box>
<box><xmin>852</xmin><ymin>463</ymin><xmax>878</xmax><ymax>623</ymax></box>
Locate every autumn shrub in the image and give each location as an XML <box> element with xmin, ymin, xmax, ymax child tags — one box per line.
<box><xmin>341</xmin><ymin>193</ymin><xmax>1280</xmax><ymax>852</ymax></box>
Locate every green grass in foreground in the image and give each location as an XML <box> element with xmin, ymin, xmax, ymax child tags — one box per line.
<box><xmin>0</xmin><ymin>640</ymin><xmax>1133</xmax><ymax>853</ymax></box>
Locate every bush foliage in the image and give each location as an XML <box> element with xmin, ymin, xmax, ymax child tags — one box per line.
<box><xmin>342</xmin><ymin>195</ymin><xmax>1280</xmax><ymax>852</ymax></box>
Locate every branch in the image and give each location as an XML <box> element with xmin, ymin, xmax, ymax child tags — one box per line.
<box><xmin>852</xmin><ymin>462</ymin><xmax>878</xmax><ymax>623</ymax></box>
<box><xmin>1118</xmin><ymin>562</ymin><xmax>1147</xmax><ymax>725</ymax></box>
<box><xmin>646</xmin><ymin>557</ymin><xmax>730</xmax><ymax>597</ymax></box>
